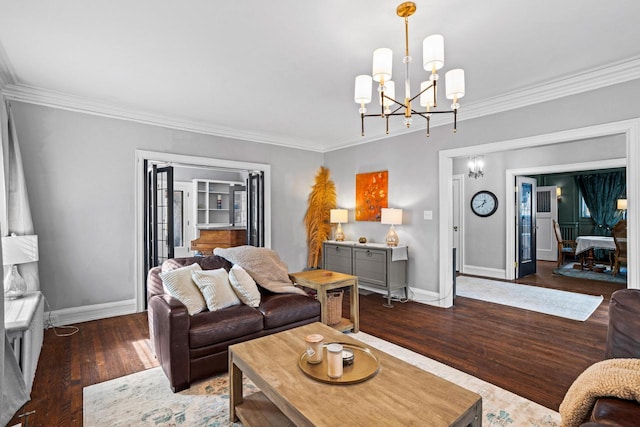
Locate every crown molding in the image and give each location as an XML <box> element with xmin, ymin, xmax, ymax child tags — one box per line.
<box><xmin>1</xmin><ymin>84</ymin><xmax>324</xmax><ymax>153</ymax></box>
<box><xmin>0</xmin><ymin>41</ymin><xmax>17</xmax><ymax>90</ymax></box>
<box><xmin>2</xmin><ymin>57</ymin><xmax>640</xmax><ymax>153</ymax></box>
<box><xmin>325</xmin><ymin>56</ymin><xmax>640</xmax><ymax>152</ymax></box>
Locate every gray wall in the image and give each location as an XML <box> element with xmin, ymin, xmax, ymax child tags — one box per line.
<box><xmin>11</xmin><ymin>77</ymin><xmax>640</xmax><ymax>311</ymax></box>
<box><xmin>11</xmin><ymin>102</ymin><xmax>323</xmax><ymax>311</ymax></box>
<box><xmin>324</xmin><ymin>78</ymin><xmax>640</xmax><ymax>294</ymax></box>
<box><xmin>453</xmin><ymin>135</ymin><xmax>626</xmax><ymax>270</ymax></box>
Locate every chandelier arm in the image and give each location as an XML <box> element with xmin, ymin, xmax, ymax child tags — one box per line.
<box><xmin>409</xmin><ymin>82</ymin><xmax>435</xmax><ymax>104</ymax></box>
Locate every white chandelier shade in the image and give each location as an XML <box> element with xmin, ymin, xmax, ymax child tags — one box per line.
<box><xmin>379</xmin><ymin>80</ymin><xmax>395</xmax><ymax>108</ymax></box>
<box><xmin>420</xmin><ymin>81</ymin><xmax>436</xmax><ymax>108</ymax></box>
<box><xmin>372</xmin><ymin>48</ymin><xmax>393</xmax><ymax>83</ymax></box>
<box><xmin>423</xmin><ymin>34</ymin><xmax>444</xmax><ymax>72</ymax></box>
<box><xmin>446</xmin><ymin>69</ymin><xmax>466</xmax><ymax>100</ymax></box>
<box><xmin>354</xmin><ymin>75</ymin><xmax>373</xmax><ymax>104</ymax></box>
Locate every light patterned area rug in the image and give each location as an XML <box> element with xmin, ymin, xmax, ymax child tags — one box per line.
<box><xmin>84</xmin><ymin>332</ymin><xmax>560</xmax><ymax>426</ymax></box>
<box><xmin>456</xmin><ymin>275</ymin><xmax>603</xmax><ymax>321</ymax></box>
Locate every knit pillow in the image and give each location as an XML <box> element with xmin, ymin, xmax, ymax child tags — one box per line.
<box><xmin>228</xmin><ymin>264</ymin><xmax>261</xmax><ymax>307</ymax></box>
<box><xmin>159</xmin><ymin>263</ymin><xmax>206</xmax><ymax>315</ymax></box>
<box><xmin>191</xmin><ymin>268</ymin><xmax>241</xmax><ymax>311</ymax></box>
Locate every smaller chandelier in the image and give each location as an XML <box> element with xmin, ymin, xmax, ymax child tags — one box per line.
<box><xmin>354</xmin><ymin>2</ymin><xmax>465</xmax><ymax>138</ymax></box>
<box><xmin>468</xmin><ymin>156</ymin><xmax>484</xmax><ymax>179</ymax></box>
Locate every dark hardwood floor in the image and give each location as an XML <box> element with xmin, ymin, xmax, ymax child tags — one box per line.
<box><xmin>8</xmin><ymin>260</ymin><xmax>623</xmax><ymax>426</ymax></box>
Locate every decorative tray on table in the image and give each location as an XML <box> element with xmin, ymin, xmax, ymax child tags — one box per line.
<box><xmin>298</xmin><ymin>342</ymin><xmax>380</xmax><ymax>385</ymax></box>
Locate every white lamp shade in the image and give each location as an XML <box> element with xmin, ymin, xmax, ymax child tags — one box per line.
<box><xmin>2</xmin><ymin>235</ymin><xmax>39</xmax><ymax>265</ymax></box>
<box><xmin>423</xmin><ymin>34</ymin><xmax>444</xmax><ymax>72</ymax></box>
<box><xmin>420</xmin><ymin>81</ymin><xmax>436</xmax><ymax>107</ymax></box>
<box><xmin>380</xmin><ymin>208</ymin><xmax>402</xmax><ymax>225</ymax></box>
<box><xmin>372</xmin><ymin>48</ymin><xmax>393</xmax><ymax>82</ymax></box>
<box><xmin>330</xmin><ymin>209</ymin><xmax>348</xmax><ymax>224</ymax></box>
<box><xmin>617</xmin><ymin>199</ymin><xmax>628</xmax><ymax>210</ymax></box>
<box><xmin>354</xmin><ymin>75</ymin><xmax>373</xmax><ymax>104</ymax></box>
<box><xmin>446</xmin><ymin>69</ymin><xmax>465</xmax><ymax>99</ymax></box>
<box><xmin>379</xmin><ymin>80</ymin><xmax>395</xmax><ymax>107</ymax></box>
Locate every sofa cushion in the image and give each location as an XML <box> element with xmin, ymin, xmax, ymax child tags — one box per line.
<box><xmin>189</xmin><ymin>305</ymin><xmax>264</xmax><ymax>349</ymax></box>
<box><xmin>191</xmin><ymin>268</ymin><xmax>241</xmax><ymax>311</ymax></box>
<box><xmin>258</xmin><ymin>293</ymin><xmax>321</xmax><ymax>329</ymax></box>
<box><xmin>229</xmin><ymin>264</ymin><xmax>261</xmax><ymax>307</ymax></box>
<box><xmin>159</xmin><ymin>263</ymin><xmax>206</xmax><ymax>315</ymax></box>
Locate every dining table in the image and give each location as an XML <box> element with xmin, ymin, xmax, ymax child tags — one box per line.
<box><xmin>575</xmin><ymin>235</ymin><xmax>616</xmax><ymax>271</ymax></box>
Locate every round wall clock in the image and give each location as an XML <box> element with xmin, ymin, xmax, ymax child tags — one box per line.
<box><xmin>470</xmin><ymin>191</ymin><xmax>498</xmax><ymax>217</ymax></box>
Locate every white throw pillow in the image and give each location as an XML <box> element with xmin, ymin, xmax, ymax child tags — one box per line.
<box><xmin>159</xmin><ymin>263</ymin><xmax>206</xmax><ymax>315</ymax></box>
<box><xmin>228</xmin><ymin>264</ymin><xmax>261</xmax><ymax>307</ymax></box>
<box><xmin>191</xmin><ymin>268</ymin><xmax>241</xmax><ymax>311</ymax></box>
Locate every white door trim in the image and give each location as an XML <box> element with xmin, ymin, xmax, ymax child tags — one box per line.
<box><xmin>439</xmin><ymin>118</ymin><xmax>639</xmax><ymax>308</ymax></box>
<box><xmin>134</xmin><ymin>150</ymin><xmax>272</xmax><ymax>312</ymax></box>
<box><xmin>452</xmin><ymin>174</ymin><xmax>465</xmax><ymax>273</ymax></box>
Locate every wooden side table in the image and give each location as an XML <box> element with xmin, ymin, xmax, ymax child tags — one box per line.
<box><xmin>290</xmin><ymin>269</ymin><xmax>359</xmax><ymax>333</ymax></box>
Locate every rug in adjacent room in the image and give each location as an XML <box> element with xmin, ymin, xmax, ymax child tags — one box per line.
<box><xmin>456</xmin><ymin>275</ymin><xmax>603</xmax><ymax>321</ymax></box>
<box><xmin>554</xmin><ymin>263</ymin><xmax>627</xmax><ymax>284</ymax></box>
<box><xmin>84</xmin><ymin>332</ymin><xmax>560</xmax><ymax>426</ymax></box>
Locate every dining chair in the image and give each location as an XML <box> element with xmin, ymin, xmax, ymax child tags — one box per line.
<box><xmin>612</xmin><ymin>220</ymin><xmax>627</xmax><ymax>276</ymax></box>
<box><xmin>553</xmin><ymin>219</ymin><xmax>578</xmax><ymax>268</ymax></box>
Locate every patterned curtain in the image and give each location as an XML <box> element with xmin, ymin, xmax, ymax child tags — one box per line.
<box><xmin>575</xmin><ymin>171</ymin><xmax>626</xmax><ymax>235</ymax></box>
<box><xmin>0</xmin><ymin>98</ymin><xmax>32</xmax><ymax>424</ymax></box>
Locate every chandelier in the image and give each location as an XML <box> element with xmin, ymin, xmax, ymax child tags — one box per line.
<box><xmin>354</xmin><ymin>2</ymin><xmax>465</xmax><ymax>137</ymax></box>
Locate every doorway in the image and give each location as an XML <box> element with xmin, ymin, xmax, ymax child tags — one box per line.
<box><xmin>134</xmin><ymin>150</ymin><xmax>272</xmax><ymax>312</ymax></box>
<box><xmin>438</xmin><ymin>119</ymin><xmax>639</xmax><ymax>308</ymax></box>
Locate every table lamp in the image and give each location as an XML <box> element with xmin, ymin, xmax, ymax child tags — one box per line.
<box><xmin>617</xmin><ymin>199</ymin><xmax>627</xmax><ymax>220</ymax></box>
<box><xmin>2</xmin><ymin>234</ymin><xmax>39</xmax><ymax>299</ymax></box>
<box><xmin>381</xmin><ymin>208</ymin><xmax>403</xmax><ymax>247</ymax></box>
<box><xmin>330</xmin><ymin>209</ymin><xmax>348</xmax><ymax>241</ymax></box>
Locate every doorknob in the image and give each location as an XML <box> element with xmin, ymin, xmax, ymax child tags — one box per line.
<box><xmin>453</xmin><ymin>226</ymin><xmax>458</xmax><ymax>231</ymax></box>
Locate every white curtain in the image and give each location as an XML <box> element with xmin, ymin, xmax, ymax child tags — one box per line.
<box><xmin>1</xmin><ymin>98</ymin><xmax>35</xmax><ymax>425</ymax></box>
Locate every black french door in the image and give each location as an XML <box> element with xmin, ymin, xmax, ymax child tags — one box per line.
<box><xmin>516</xmin><ymin>176</ymin><xmax>537</xmax><ymax>278</ymax></box>
<box><xmin>247</xmin><ymin>171</ymin><xmax>264</xmax><ymax>247</ymax></box>
<box><xmin>146</xmin><ymin>164</ymin><xmax>174</xmax><ymax>270</ymax></box>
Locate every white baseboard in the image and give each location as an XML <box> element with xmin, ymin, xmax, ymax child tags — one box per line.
<box><xmin>409</xmin><ymin>286</ymin><xmax>449</xmax><ymax>308</ymax></box>
<box><xmin>462</xmin><ymin>265</ymin><xmax>507</xmax><ymax>280</ymax></box>
<box><xmin>359</xmin><ymin>283</ymin><xmax>448</xmax><ymax>308</ymax></box>
<box><xmin>44</xmin><ymin>299</ymin><xmax>137</xmax><ymax>327</ymax></box>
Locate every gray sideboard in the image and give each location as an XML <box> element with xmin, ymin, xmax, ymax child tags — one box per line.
<box><xmin>322</xmin><ymin>241</ymin><xmax>408</xmax><ymax>307</ymax></box>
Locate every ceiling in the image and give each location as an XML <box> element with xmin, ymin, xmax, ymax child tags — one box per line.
<box><xmin>1</xmin><ymin>0</ymin><xmax>640</xmax><ymax>152</ymax></box>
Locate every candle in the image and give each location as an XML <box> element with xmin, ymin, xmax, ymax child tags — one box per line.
<box><xmin>305</xmin><ymin>334</ymin><xmax>324</xmax><ymax>364</ymax></box>
<box><xmin>327</xmin><ymin>343</ymin><xmax>343</xmax><ymax>378</ymax></box>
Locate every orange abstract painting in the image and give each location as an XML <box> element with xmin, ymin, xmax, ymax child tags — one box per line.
<box><xmin>355</xmin><ymin>171</ymin><xmax>388</xmax><ymax>221</ymax></box>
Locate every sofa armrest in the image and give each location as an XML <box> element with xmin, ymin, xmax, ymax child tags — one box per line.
<box><xmin>149</xmin><ymin>294</ymin><xmax>191</xmax><ymax>392</ymax></box>
<box><xmin>586</xmin><ymin>397</ymin><xmax>640</xmax><ymax>426</ymax></box>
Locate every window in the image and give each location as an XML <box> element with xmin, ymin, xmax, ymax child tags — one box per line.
<box><xmin>580</xmin><ymin>195</ymin><xmax>591</xmax><ymax>218</ymax></box>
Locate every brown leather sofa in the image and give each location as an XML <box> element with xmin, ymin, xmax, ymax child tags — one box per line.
<box><xmin>147</xmin><ymin>255</ymin><xmax>321</xmax><ymax>392</ymax></box>
<box><xmin>582</xmin><ymin>289</ymin><xmax>640</xmax><ymax>426</ymax></box>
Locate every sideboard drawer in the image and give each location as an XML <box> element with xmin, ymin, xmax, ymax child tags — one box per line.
<box><xmin>353</xmin><ymin>248</ymin><xmax>387</xmax><ymax>288</ymax></box>
<box><xmin>324</xmin><ymin>244</ymin><xmax>353</xmax><ymax>274</ymax></box>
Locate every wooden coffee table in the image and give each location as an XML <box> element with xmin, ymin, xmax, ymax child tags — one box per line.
<box><xmin>229</xmin><ymin>322</ymin><xmax>482</xmax><ymax>426</ymax></box>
